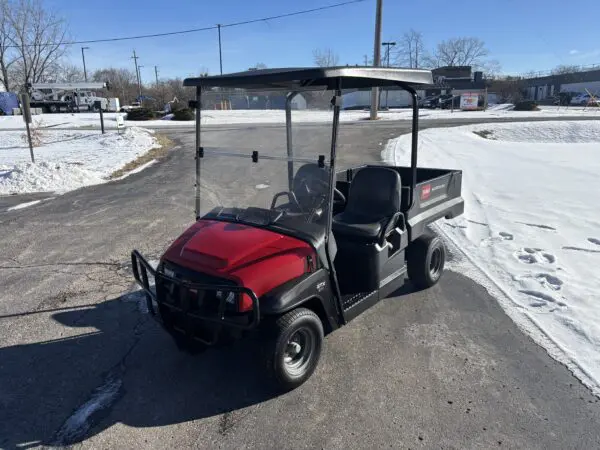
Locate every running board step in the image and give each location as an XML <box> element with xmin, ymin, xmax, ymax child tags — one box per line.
<box><xmin>342</xmin><ymin>291</ymin><xmax>377</xmax><ymax>311</ymax></box>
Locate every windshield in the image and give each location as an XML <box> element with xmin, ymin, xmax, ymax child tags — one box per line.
<box><xmin>197</xmin><ymin>92</ymin><xmax>336</xmax><ymax>241</ymax></box>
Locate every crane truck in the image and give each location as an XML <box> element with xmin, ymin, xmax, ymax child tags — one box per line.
<box><xmin>26</xmin><ymin>82</ymin><xmax>114</xmax><ymax>113</ymax></box>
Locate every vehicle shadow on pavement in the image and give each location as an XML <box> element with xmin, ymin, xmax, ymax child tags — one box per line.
<box><xmin>1</xmin><ymin>281</ymin><xmax>425</xmax><ymax>448</ymax></box>
<box><xmin>0</xmin><ymin>293</ymin><xmax>279</xmax><ymax>448</ymax></box>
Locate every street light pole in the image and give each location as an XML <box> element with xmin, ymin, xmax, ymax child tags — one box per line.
<box><xmin>81</xmin><ymin>47</ymin><xmax>90</xmax><ymax>82</ymax></box>
<box><xmin>217</xmin><ymin>24</ymin><xmax>223</xmax><ymax>75</ymax></box>
<box><xmin>382</xmin><ymin>41</ymin><xmax>396</xmax><ymax>109</ymax></box>
<box><xmin>370</xmin><ymin>0</ymin><xmax>383</xmax><ymax>120</ymax></box>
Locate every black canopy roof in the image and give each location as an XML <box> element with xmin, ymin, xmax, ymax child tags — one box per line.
<box><xmin>183</xmin><ymin>66</ymin><xmax>433</xmax><ymax>91</ymax></box>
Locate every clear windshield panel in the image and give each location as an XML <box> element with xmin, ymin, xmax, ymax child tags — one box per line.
<box><xmin>198</xmin><ymin>92</ymin><xmax>336</xmax><ymax>238</ymax></box>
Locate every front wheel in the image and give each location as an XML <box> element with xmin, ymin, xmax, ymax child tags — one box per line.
<box><xmin>407</xmin><ymin>233</ymin><xmax>446</xmax><ymax>289</ymax></box>
<box><xmin>263</xmin><ymin>308</ymin><xmax>324</xmax><ymax>391</ymax></box>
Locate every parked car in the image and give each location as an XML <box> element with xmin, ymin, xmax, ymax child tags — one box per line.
<box><xmin>554</xmin><ymin>92</ymin><xmax>576</xmax><ymax>106</ymax></box>
<box><xmin>439</xmin><ymin>94</ymin><xmax>460</xmax><ymax>109</ymax></box>
<box><xmin>570</xmin><ymin>93</ymin><xmax>599</xmax><ymax>106</ymax></box>
<box><xmin>420</xmin><ymin>95</ymin><xmax>440</xmax><ymax>108</ymax></box>
<box><xmin>120</xmin><ymin>101</ymin><xmax>141</xmax><ymax>112</ymax></box>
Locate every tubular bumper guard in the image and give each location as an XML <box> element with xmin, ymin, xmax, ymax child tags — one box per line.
<box><xmin>131</xmin><ymin>250</ymin><xmax>260</xmax><ymax>344</ymax></box>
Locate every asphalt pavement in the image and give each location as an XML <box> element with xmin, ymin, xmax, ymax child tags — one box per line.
<box><xmin>0</xmin><ymin>119</ymin><xmax>599</xmax><ymax>449</ymax></box>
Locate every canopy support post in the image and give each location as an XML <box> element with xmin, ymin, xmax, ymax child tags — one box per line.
<box><xmin>195</xmin><ymin>86</ymin><xmax>202</xmax><ymax>219</ymax></box>
<box><xmin>285</xmin><ymin>91</ymin><xmax>299</xmax><ymax>191</ymax></box>
<box><xmin>326</xmin><ymin>78</ymin><xmax>345</xmax><ymax>323</ymax></box>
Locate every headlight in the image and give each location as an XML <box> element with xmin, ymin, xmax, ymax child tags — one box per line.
<box><xmin>216</xmin><ymin>290</ymin><xmax>236</xmax><ymax>305</ymax></box>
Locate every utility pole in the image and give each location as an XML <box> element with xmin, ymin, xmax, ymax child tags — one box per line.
<box><xmin>154</xmin><ymin>65</ymin><xmax>159</xmax><ymax>87</ymax></box>
<box><xmin>364</xmin><ymin>54</ymin><xmax>368</xmax><ymax>66</ymax></box>
<box><xmin>369</xmin><ymin>0</ymin><xmax>383</xmax><ymax>120</ymax></box>
<box><xmin>382</xmin><ymin>41</ymin><xmax>396</xmax><ymax>109</ymax></box>
<box><xmin>132</xmin><ymin>50</ymin><xmax>142</xmax><ymax>101</ymax></box>
<box><xmin>217</xmin><ymin>24</ymin><xmax>223</xmax><ymax>75</ymax></box>
<box><xmin>81</xmin><ymin>47</ymin><xmax>90</xmax><ymax>81</ymax></box>
<box><xmin>382</xmin><ymin>41</ymin><xmax>396</xmax><ymax>68</ymax></box>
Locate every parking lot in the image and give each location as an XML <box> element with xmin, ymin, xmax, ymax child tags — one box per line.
<box><xmin>0</xmin><ymin>120</ymin><xmax>598</xmax><ymax>448</ymax></box>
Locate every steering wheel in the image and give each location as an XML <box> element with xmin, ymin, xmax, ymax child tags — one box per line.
<box><xmin>296</xmin><ymin>176</ymin><xmax>346</xmax><ymax>205</ymax></box>
<box><xmin>270</xmin><ymin>191</ymin><xmax>302</xmax><ymax>212</ymax></box>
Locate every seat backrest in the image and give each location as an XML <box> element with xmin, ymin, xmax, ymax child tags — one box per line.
<box><xmin>346</xmin><ymin>167</ymin><xmax>401</xmax><ymax>218</ymax></box>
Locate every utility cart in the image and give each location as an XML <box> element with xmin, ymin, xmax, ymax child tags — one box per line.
<box><xmin>131</xmin><ymin>67</ymin><xmax>464</xmax><ymax>390</ymax></box>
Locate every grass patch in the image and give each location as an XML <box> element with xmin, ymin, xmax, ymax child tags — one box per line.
<box><xmin>473</xmin><ymin>129</ymin><xmax>496</xmax><ymax>140</ymax></box>
<box><xmin>110</xmin><ymin>133</ymin><xmax>174</xmax><ymax>179</ymax></box>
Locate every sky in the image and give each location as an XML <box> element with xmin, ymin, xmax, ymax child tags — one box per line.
<box><xmin>45</xmin><ymin>0</ymin><xmax>600</xmax><ymax>81</ymax></box>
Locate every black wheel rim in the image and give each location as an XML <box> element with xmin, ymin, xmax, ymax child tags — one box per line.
<box><xmin>283</xmin><ymin>327</ymin><xmax>315</xmax><ymax>377</ymax></box>
<box><xmin>429</xmin><ymin>247</ymin><xmax>442</xmax><ymax>278</ymax></box>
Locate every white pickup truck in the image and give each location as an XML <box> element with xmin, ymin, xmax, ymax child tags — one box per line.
<box><xmin>119</xmin><ymin>101</ymin><xmax>141</xmax><ymax>112</ymax></box>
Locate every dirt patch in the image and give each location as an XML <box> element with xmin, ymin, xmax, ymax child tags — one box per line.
<box><xmin>473</xmin><ymin>129</ymin><xmax>495</xmax><ymax>140</ymax></box>
<box><xmin>110</xmin><ymin>133</ymin><xmax>174</xmax><ymax>179</ymax></box>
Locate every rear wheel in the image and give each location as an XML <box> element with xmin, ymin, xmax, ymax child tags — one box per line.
<box><xmin>407</xmin><ymin>233</ymin><xmax>446</xmax><ymax>289</ymax></box>
<box><xmin>263</xmin><ymin>307</ymin><xmax>323</xmax><ymax>391</ymax></box>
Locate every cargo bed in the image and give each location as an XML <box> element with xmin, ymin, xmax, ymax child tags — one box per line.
<box><xmin>336</xmin><ymin>165</ymin><xmax>464</xmax><ymax>241</ymax></box>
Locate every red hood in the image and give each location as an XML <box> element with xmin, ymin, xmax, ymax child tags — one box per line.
<box><xmin>162</xmin><ymin>220</ymin><xmax>315</xmax><ymax>299</ymax></box>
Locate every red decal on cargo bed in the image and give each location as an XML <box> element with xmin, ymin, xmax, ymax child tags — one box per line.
<box><xmin>421</xmin><ymin>184</ymin><xmax>431</xmax><ymax>200</ymax></box>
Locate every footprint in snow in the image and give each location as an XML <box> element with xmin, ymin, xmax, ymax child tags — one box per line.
<box><xmin>479</xmin><ymin>231</ymin><xmax>514</xmax><ymax>247</ymax></box>
<box><xmin>513</xmin><ymin>272</ymin><xmax>563</xmax><ymax>292</ymax></box>
<box><xmin>444</xmin><ymin>223</ymin><xmax>467</xmax><ymax>230</ymax></box>
<box><xmin>517</xmin><ymin>222</ymin><xmax>557</xmax><ymax>231</ymax></box>
<box><xmin>467</xmin><ymin>219</ymin><xmax>487</xmax><ymax>226</ymax></box>
<box><xmin>562</xmin><ymin>246</ymin><xmax>600</xmax><ymax>254</ymax></box>
<box><xmin>535</xmin><ymin>273</ymin><xmax>563</xmax><ymax>291</ymax></box>
<box><xmin>514</xmin><ymin>248</ymin><xmax>555</xmax><ymax>264</ymax></box>
<box><xmin>520</xmin><ymin>289</ymin><xmax>567</xmax><ymax>310</ymax></box>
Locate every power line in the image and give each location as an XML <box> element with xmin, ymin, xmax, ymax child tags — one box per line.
<box><xmin>5</xmin><ymin>0</ymin><xmax>367</xmax><ymax>48</ymax></box>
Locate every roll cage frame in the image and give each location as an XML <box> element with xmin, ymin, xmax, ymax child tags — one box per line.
<box><xmin>183</xmin><ymin>67</ymin><xmax>432</xmax><ymax>221</ymax></box>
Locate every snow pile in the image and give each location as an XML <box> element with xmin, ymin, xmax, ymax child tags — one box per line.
<box><xmin>480</xmin><ymin>121</ymin><xmax>600</xmax><ymax>143</ymax></box>
<box><xmin>0</xmin><ymin>105</ymin><xmax>598</xmax><ymax>129</ymax></box>
<box><xmin>383</xmin><ymin>120</ymin><xmax>600</xmax><ymax>395</ymax></box>
<box><xmin>0</xmin><ymin>127</ymin><xmax>159</xmax><ymax>195</ymax></box>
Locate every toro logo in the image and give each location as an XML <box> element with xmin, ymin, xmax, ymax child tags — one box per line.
<box><xmin>421</xmin><ymin>184</ymin><xmax>431</xmax><ymax>200</ymax></box>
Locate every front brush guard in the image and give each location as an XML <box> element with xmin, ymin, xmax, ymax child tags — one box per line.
<box><xmin>131</xmin><ymin>250</ymin><xmax>260</xmax><ymax>345</ymax></box>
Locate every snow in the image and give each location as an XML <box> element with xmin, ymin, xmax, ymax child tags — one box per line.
<box><xmin>6</xmin><ymin>199</ymin><xmax>42</xmax><ymax>211</ymax></box>
<box><xmin>54</xmin><ymin>374</ymin><xmax>122</xmax><ymax>445</ymax></box>
<box><xmin>0</xmin><ymin>105</ymin><xmax>598</xmax><ymax>129</ymax></box>
<box><xmin>113</xmin><ymin>159</ymin><xmax>157</xmax><ymax>180</ymax></box>
<box><xmin>0</xmin><ymin>127</ymin><xmax>159</xmax><ymax>195</ymax></box>
<box><xmin>383</xmin><ymin>120</ymin><xmax>600</xmax><ymax>395</ymax></box>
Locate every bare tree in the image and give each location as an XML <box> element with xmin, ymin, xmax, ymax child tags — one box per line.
<box><xmin>312</xmin><ymin>48</ymin><xmax>339</xmax><ymax>67</ymax></box>
<box><xmin>7</xmin><ymin>0</ymin><xmax>69</xmax><ymax>88</ymax></box>
<box><xmin>425</xmin><ymin>37</ymin><xmax>489</xmax><ymax>69</ymax></box>
<box><xmin>92</xmin><ymin>67</ymin><xmax>137</xmax><ymax>104</ymax></box>
<box><xmin>394</xmin><ymin>29</ymin><xmax>425</xmax><ymax>68</ymax></box>
<box><xmin>163</xmin><ymin>77</ymin><xmax>193</xmax><ymax>103</ymax></box>
<box><xmin>488</xmin><ymin>76</ymin><xmax>524</xmax><ymax>102</ymax></box>
<box><xmin>0</xmin><ymin>0</ymin><xmax>18</xmax><ymax>91</ymax></box>
<box><xmin>56</xmin><ymin>63</ymin><xmax>83</xmax><ymax>82</ymax></box>
<box><xmin>551</xmin><ymin>64</ymin><xmax>581</xmax><ymax>75</ymax></box>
